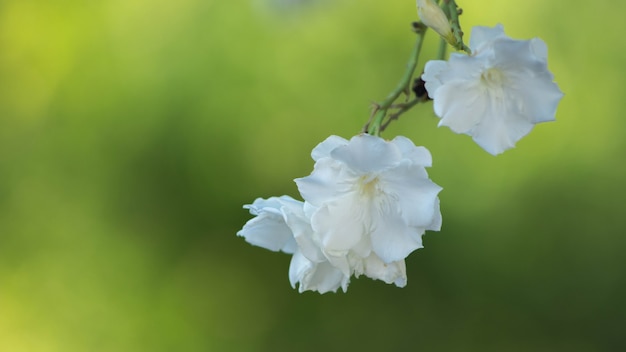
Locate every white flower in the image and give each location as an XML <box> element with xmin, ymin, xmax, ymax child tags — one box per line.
<box><xmin>295</xmin><ymin>134</ymin><xmax>442</xmax><ymax>282</ymax></box>
<box><xmin>239</xmin><ymin>135</ymin><xmax>442</xmax><ymax>292</ymax></box>
<box><xmin>416</xmin><ymin>0</ymin><xmax>454</xmax><ymax>45</ymax></box>
<box><xmin>422</xmin><ymin>24</ymin><xmax>564</xmax><ymax>155</ymax></box>
<box><xmin>238</xmin><ymin>196</ymin><xmax>299</xmax><ymax>253</ymax></box>
<box><xmin>238</xmin><ymin>196</ymin><xmax>349</xmax><ymax>293</ymax></box>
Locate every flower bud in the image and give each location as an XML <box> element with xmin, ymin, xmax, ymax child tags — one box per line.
<box><xmin>416</xmin><ymin>0</ymin><xmax>455</xmax><ymax>45</ymax></box>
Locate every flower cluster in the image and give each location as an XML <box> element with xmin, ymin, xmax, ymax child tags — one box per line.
<box><xmin>422</xmin><ymin>24</ymin><xmax>563</xmax><ymax>155</ymax></box>
<box><xmin>239</xmin><ymin>1</ymin><xmax>563</xmax><ymax>294</ymax></box>
<box><xmin>238</xmin><ymin>134</ymin><xmax>442</xmax><ymax>293</ymax></box>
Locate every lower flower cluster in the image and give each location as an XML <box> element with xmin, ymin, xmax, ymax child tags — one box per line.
<box><xmin>238</xmin><ymin>134</ymin><xmax>442</xmax><ymax>293</ymax></box>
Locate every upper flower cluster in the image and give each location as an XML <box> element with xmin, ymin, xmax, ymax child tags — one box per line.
<box><xmin>238</xmin><ymin>134</ymin><xmax>442</xmax><ymax>293</ymax></box>
<box><xmin>422</xmin><ymin>24</ymin><xmax>564</xmax><ymax>155</ymax></box>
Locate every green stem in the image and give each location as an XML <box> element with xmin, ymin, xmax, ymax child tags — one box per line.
<box><xmin>444</xmin><ymin>0</ymin><xmax>471</xmax><ymax>53</ymax></box>
<box><xmin>380</xmin><ymin>99</ymin><xmax>421</xmax><ymax>132</ymax></box>
<box><xmin>437</xmin><ymin>37</ymin><xmax>447</xmax><ymax>60</ymax></box>
<box><xmin>367</xmin><ymin>26</ymin><xmax>426</xmax><ymax>136</ymax></box>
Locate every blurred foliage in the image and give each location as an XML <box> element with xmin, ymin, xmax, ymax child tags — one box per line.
<box><xmin>1</xmin><ymin>0</ymin><xmax>625</xmax><ymax>351</ymax></box>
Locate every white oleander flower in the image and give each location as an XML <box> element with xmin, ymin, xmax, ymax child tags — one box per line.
<box><xmin>422</xmin><ymin>24</ymin><xmax>564</xmax><ymax>155</ymax></box>
<box><xmin>295</xmin><ymin>134</ymin><xmax>442</xmax><ymax>280</ymax></box>
<box><xmin>238</xmin><ymin>196</ymin><xmax>349</xmax><ymax>294</ymax></box>
<box><xmin>416</xmin><ymin>0</ymin><xmax>454</xmax><ymax>45</ymax></box>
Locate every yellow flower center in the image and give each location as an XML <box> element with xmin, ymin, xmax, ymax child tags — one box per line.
<box><xmin>358</xmin><ymin>175</ymin><xmax>380</xmax><ymax>198</ymax></box>
<box><xmin>480</xmin><ymin>67</ymin><xmax>506</xmax><ymax>88</ymax></box>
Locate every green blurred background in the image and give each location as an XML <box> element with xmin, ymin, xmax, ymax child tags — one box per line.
<box><xmin>1</xmin><ymin>0</ymin><xmax>625</xmax><ymax>350</ymax></box>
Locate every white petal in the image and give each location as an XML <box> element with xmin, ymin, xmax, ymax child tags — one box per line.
<box><xmin>369</xmin><ymin>208</ymin><xmax>423</xmax><ymax>263</ymax></box>
<box><xmin>304</xmin><ymin>261</ymin><xmax>349</xmax><ymax>293</ymax></box>
<box><xmin>530</xmin><ymin>37</ymin><xmax>548</xmax><ymax>61</ymax></box>
<box><xmin>440</xmin><ymin>53</ymin><xmax>485</xmax><ymax>82</ymax></box>
<box><xmin>472</xmin><ymin>109</ymin><xmax>534</xmax><ymax>155</ymax></box>
<box><xmin>293</xmin><ymin>230</ymin><xmax>326</xmax><ymax>263</ymax></box>
<box><xmin>492</xmin><ymin>38</ymin><xmax>547</xmax><ymax>73</ymax></box>
<box><xmin>289</xmin><ymin>250</ymin><xmax>313</xmax><ymax>289</ymax></box>
<box><xmin>390</xmin><ymin>136</ymin><xmax>432</xmax><ymax>167</ymax></box>
<box><xmin>295</xmin><ymin>158</ymin><xmax>353</xmax><ymax>207</ymax></box>
<box><xmin>362</xmin><ymin>254</ymin><xmax>407</xmax><ymax>287</ymax></box>
<box><xmin>491</xmin><ymin>37</ymin><xmax>562</xmax><ymax>117</ymax></box>
<box><xmin>469</xmin><ymin>23</ymin><xmax>505</xmax><ymax>52</ymax></box>
<box><xmin>289</xmin><ymin>251</ymin><xmax>348</xmax><ymax>293</ymax></box>
<box><xmin>281</xmin><ymin>235</ymin><xmax>298</xmax><ymax>254</ymax></box>
<box><xmin>381</xmin><ymin>162</ymin><xmax>443</xmax><ymax>228</ymax></box>
<box><xmin>281</xmin><ymin>201</ymin><xmax>326</xmax><ymax>263</ymax></box>
<box><xmin>303</xmin><ymin>201</ymin><xmax>318</xmax><ymax>219</ymax></box>
<box><xmin>330</xmin><ymin>134</ymin><xmax>401</xmax><ymax>173</ymax></box>
<box><xmin>323</xmin><ymin>250</ymin><xmax>352</xmax><ymax>277</ymax></box>
<box><xmin>244</xmin><ymin>196</ymin><xmax>295</xmax><ymax>216</ymax></box>
<box><xmin>422</xmin><ymin>60</ymin><xmax>448</xmax><ymax>98</ymax></box>
<box><xmin>311</xmin><ymin>135</ymin><xmax>348</xmax><ymax>161</ymax></box>
<box><xmin>238</xmin><ymin>196</ymin><xmax>300</xmax><ymax>253</ymax></box>
<box><xmin>506</xmin><ymin>65</ymin><xmax>563</xmax><ymax>123</ymax></box>
<box><xmin>238</xmin><ymin>213</ymin><xmax>297</xmax><ymax>253</ymax></box>
<box><xmin>310</xmin><ymin>194</ymin><xmax>366</xmax><ymax>256</ymax></box>
<box><xmin>348</xmin><ymin>233</ymin><xmax>373</xmax><ymax>258</ymax></box>
<box><xmin>434</xmin><ymin>80</ymin><xmax>485</xmax><ymax>133</ymax></box>
<box><xmin>427</xmin><ymin>197</ymin><xmax>443</xmax><ymax>231</ymax></box>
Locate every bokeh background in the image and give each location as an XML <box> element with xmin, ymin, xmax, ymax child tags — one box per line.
<box><xmin>1</xmin><ymin>0</ymin><xmax>625</xmax><ymax>350</ymax></box>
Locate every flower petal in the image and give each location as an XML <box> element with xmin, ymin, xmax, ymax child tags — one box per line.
<box><xmin>238</xmin><ymin>196</ymin><xmax>300</xmax><ymax>253</ymax></box>
<box><xmin>390</xmin><ymin>136</ymin><xmax>433</xmax><ymax>167</ymax></box>
<box><xmin>330</xmin><ymin>134</ymin><xmax>401</xmax><ymax>173</ymax></box>
<box><xmin>310</xmin><ymin>194</ymin><xmax>366</xmax><ymax>256</ymax></box>
<box><xmin>472</xmin><ymin>109</ymin><xmax>534</xmax><ymax>155</ymax></box>
<box><xmin>381</xmin><ymin>162</ymin><xmax>443</xmax><ymax>228</ymax></box>
<box><xmin>434</xmin><ymin>79</ymin><xmax>485</xmax><ymax>133</ymax></box>
<box><xmin>369</xmin><ymin>208</ymin><xmax>424</xmax><ymax>263</ymax></box>
<box><xmin>428</xmin><ymin>197</ymin><xmax>443</xmax><ymax>231</ymax></box>
<box><xmin>281</xmin><ymin>200</ymin><xmax>326</xmax><ymax>263</ymax></box>
<box><xmin>237</xmin><ymin>215</ymin><xmax>297</xmax><ymax>253</ymax></box>
<box><xmin>289</xmin><ymin>250</ymin><xmax>312</xmax><ymax>289</ymax></box>
<box><xmin>507</xmin><ymin>68</ymin><xmax>563</xmax><ymax>124</ymax></box>
<box><xmin>422</xmin><ymin>60</ymin><xmax>448</xmax><ymax>98</ymax></box>
<box><xmin>305</xmin><ymin>261</ymin><xmax>349</xmax><ymax>293</ymax></box>
<box><xmin>289</xmin><ymin>251</ymin><xmax>349</xmax><ymax>293</ymax></box>
<box><xmin>361</xmin><ymin>254</ymin><xmax>407</xmax><ymax>288</ymax></box>
<box><xmin>295</xmin><ymin>158</ymin><xmax>353</xmax><ymax>207</ymax></box>
<box><xmin>311</xmin><ymin>135</ymin><xmax>348</xmax><ymax>161</ymax></box>
<box><xmin>492</xmin><ymin>38</ymin><xmax>546</xmax><ymax>73</ymax></box>
<box><xmin>470</xmin><ymin>23</ymin><xmax>505</xmax><ymax>52</ymax></box>
<box><xmin>530</xmin><ymin>37</ymin><xmax>548</xmax><ymax>61</ymax></box>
